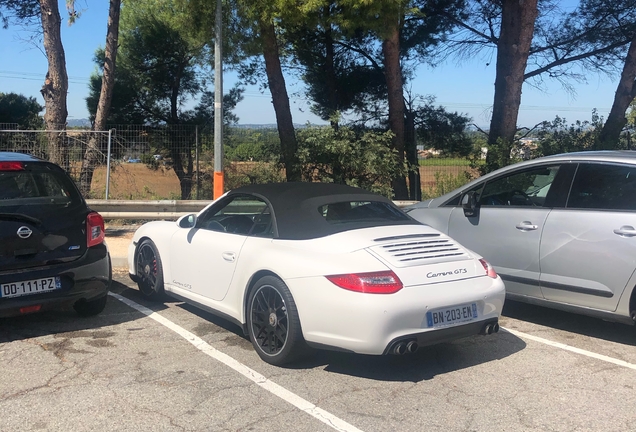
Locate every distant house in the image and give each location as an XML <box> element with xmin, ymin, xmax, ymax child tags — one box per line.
<box><xmin>516</xmin><ymin>137</ymin><xmax>539</xmax><ymax>160</ymax></box>
<box><xmin>417</xmin><ymin>148</ymin><xmax>442</xmax><ymax>159</ymax></box>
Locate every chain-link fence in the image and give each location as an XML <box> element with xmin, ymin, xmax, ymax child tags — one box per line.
<box><xmin>1</xmin><ymin>125</ymin><xmax>476</xmax><ymax>200</ymax></box>
<box><xmin>0</xmin><ymin>125</ymin><xmax>281</xmax><ymax>200</ymax></box>
<box><xmin>0</xmin><ymin>128</ymin><xmax>112</xmax><ymax>182</ymax></box>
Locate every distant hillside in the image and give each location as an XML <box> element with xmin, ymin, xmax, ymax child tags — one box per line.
<box><xmin>68</xmin><ymin>118</ymin><xmax>91</xmax><ymax>128</ymax></box>
<box><xmin>64</xmin><ymin>120</ymin><xmax>322</xmax><ymax>129</ymax></box>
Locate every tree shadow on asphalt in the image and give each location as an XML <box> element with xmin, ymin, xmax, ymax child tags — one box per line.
<box><xmin>502</xmin><ymin>300</ymin><xmax>636</xmax><ymax>346</ymax></box>
<box><xmin>288</xmin><ymin>332</ymin><xmax>525</xmax><ymax>382</ymax></box>
<box><xmin>169</xmin><ymin>294</ymin><xmax>528</xmax><ymax>382</ymax></box>
<box><xmin>1</xmin><ymin>278</ymin><xmax>525</xmax><ymax>383</ymax></box>
<box><xmin>108</xmin><ymin>275</ymin><xmax>528</xmax><ymax>383</ymax></box>
<box><xmin>0</xmin><ymin>279</ymin><xmax>155</xmax><ymax>343</ymax></box>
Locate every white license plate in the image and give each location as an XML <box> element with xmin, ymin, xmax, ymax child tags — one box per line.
<box><xmin>426</xmin><ymin>303</ymin><xmax>477</xmax><ymax>328</ymax></box>
<box><xmin>1</xmin><ymin>277</ymin><xmax>62</xmax><ymax>299</ymax></box>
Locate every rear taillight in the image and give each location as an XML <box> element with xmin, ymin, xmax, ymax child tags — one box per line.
<box><xmin>326</xmin><ymin>270</ymin><xmax>403</xmax><ymax>294</ymax></box>
<box><xmin>20</xmin><ymin>305</ymin><xmax>42</xmax><ymax>314</ymax></box>
<box><xmin>87</xmin><ymin>212</ymin><xmax>105</xmax><ymax>247</ymax></box>
<box><xmin>479</xmin><ymin>259</ymin><xmax>498</xmax><ymax>279</ymax></box>
<box><xmin>0</xmin><ymin>161</ymin><xmax>24</xmax><ymax>171</ymax></box>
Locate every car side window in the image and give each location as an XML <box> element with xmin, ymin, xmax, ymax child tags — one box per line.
<box><xmin>197</xmin><ymin>195</ymin><xmax>274</xmax><ymax>236</ymax></box>
<box><xmin>479</xmin><ymin>165</ymin><xmax>560</xmax><ymax>207</ymax></box>
<box><xmin>567</xmin><ymin>163</ymin><xmax>636</xmax><ymax>211</ymax></box>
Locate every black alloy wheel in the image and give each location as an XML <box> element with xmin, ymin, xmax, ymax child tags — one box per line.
<box><xmin>247</xmin><ymin>276</ymin><xmax>306</xmax><ymax>365</ymax></box>
<box><xmin>135</xmin><ymin>239</ymin><xmax>164</xmax><ymax>300</ymax></box>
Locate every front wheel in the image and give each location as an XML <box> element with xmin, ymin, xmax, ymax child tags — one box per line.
<box><xmin>135</xmin><ymin>239</ymin><xmax>165</xmax><ymax>300</ymax></box>
<box><xmin>247</xmin><ymin>276</ymin><xmax>307</xmax><ymax>366</ymax></box>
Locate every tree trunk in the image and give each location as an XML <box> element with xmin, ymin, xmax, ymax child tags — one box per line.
<box><xmin>382</xmin><ymin>20</ymin><xmax>409</xmax><ymax>199</ymax></box>
<box><xmin>79</xmin><ymin>0</ymin><xmax>121</xmax><ymax>196</ymax></box>
<box><xmin>259</xmin><ymin>20</ymin><xmax>301</xmax><ymax>182</ymax></box>
<box><xmin>324</xmin><ymin>9</ymin><xmax>339</xmax><ymax>129</ymax></box>
<box><xmin>405</xmin><ymin>108</ymin><xmax>420</xmax><ymax>201</ymax></box>
<box><xmin>170</xmin><ymin>134</ymin><xmax>194</xmax><ymax>200</ymax></box>
<box><xmin>487</xmin><ymin>0</ymin><xmax>538</xmax><ymax>171</ymax></box>
<box><xmin>39</xmin><ymin>0</ymin><xmax>69</xmax><ymax>170</ymax></box>
<box><xmin>169</xmin><ymin>76</ymin><xmax>193</xmax><ymax>200</ymax></box>
<box><xmin>599</xmin><ymin>33</ymin><xmax>636</xmax><ymax>149</ymax></box>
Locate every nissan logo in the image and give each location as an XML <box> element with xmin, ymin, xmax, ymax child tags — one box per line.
<box><xmin>17</xmin><ymin>226</ymin><xmax>33</xmax><ymax>239</ymax></box>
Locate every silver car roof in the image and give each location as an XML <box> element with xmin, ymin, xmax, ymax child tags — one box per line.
<box><xmin>418</xmin><ymin>150</ymin><xmax>636</xmax><ymax>209</ymax></box>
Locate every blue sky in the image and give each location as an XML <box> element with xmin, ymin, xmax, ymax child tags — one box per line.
<box><xmin>0</xmin><ymin>0</ymin><xmax>620</xmax><ymax>128</ymax></box>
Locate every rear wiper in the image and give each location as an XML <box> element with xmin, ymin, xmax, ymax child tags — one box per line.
<box><xmin>0</xmin><ymin>213</ymin><xmax>42</xmax><ymax>226</ymax></box>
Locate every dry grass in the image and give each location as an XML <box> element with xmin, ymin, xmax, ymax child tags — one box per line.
<box><xmin>90</xmin><ymin>162</ymin><xmax>182</xmax><ymax>200</ymax></box>
<box><xmin>88</xmin><ymin>162</ymin><xmax>474</xmax><ymax>200</ymax></box>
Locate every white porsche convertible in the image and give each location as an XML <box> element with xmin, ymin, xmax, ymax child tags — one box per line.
<box><xmin>128</xmin><ymin>182</ymin><xmax>505</xmax><ymax>365</ymax></box>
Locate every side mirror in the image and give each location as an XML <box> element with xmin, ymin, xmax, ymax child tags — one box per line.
<box><xmin>461</xmin><ymin>192</ymin><xmax>479</xmax><ymax>217</ymax></box>
<box><xmin>177</xmin><ymin>213</ymin><xmax>197</xmax><ymax>228</ymax></box>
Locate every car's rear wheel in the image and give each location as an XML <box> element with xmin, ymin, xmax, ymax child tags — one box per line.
<box><xmin>74</xmin><ymin>295</ymin><xmax>108</xmax><ymax>317</ymax></box>
<box><xmin>247</xmin><ymin>276</ymin><xmax>306</xmax><ymax>366</ymax></box>
<box><xmin>135</xmin><ymin>239</ymin><xmax>164</xmax><ymax>300</ymax></box>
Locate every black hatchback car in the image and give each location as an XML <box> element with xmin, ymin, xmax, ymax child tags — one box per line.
<box><xmin>0</xmin><ymin>152</ymin><xmax>111</xmax><ymax>317</ymax></box>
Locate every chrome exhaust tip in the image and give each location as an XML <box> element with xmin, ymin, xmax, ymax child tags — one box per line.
<box><xmin>406</xmin><ymin>341</ymin><xmax>419</xmax><ymax>353</ymax></box>
<box><xmin>393</xmin><ymin>342</ymin><xmax>407</xmax><ymax>355</ymax></box>
<box><xmin>482</xmin><ymin>323</ymin><xmax>492</xmax><ymax>335</ymax></box>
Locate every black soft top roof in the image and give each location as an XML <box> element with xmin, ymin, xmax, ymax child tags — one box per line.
<box><xmin>226</xmin><ymin>182</ymin><xmax>417</xmax><ymax>240</ymax></box>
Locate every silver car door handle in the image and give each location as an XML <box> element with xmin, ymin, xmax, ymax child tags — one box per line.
<box><xmin>222</xmin><ymin>252</ymin><xmax>236</xmax><ymax>262</ymax></box>
<box><xmin>515</xmin><ymin>221</ymin><xmax>538</xmax><ymax>231</ymax></box>
<box><xmin>613</xmin><ymin>226</ymin><xmax>636</xmax><ymax>237</ymax></box>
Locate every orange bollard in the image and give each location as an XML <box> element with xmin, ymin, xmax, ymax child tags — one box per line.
<box><xmin>213</xmin><ymin>171</ymin><xmax>224</xmax><ymax>199</ymax></box>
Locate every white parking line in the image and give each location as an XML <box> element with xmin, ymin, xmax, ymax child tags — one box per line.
<box><xmin>109</xmin><ymin>292</ymin><xmax>364</xmax><ymax>432</ymax></box>
<box><xmin>502</xmin><ymin>326</ymin><xmax>636</xmax><ymax>371</ymax></box>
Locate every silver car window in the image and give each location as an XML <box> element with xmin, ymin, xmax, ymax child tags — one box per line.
<box><xmin>567</xmin><ymin>163</ymin><xmax>636</xmax><ymax>211</ymax></box>
<box><xmin>479</xmin><ymin>165</ymin><xmax>560</xmax><ymax>207</ymax></box>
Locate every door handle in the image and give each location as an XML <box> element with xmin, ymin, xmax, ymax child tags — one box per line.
<box><xmin>222</xmin><ymin>252</ymin><xmax>236</xmax><ymax>262</ymax></box>
<box><xmin>515</xmin><ymin>221</ymin><xmax>538</xmax><ymax>231</ymax></box>
<box><xmin>613</xmin><ymin>226</ymin><xmax>636</xmax><ymax>237</ymax></box>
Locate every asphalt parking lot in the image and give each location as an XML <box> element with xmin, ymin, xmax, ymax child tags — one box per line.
<box><xmin>1</xmin><ymin>269</ymin><xmax>635</xmax><ymax>432</ymax></box>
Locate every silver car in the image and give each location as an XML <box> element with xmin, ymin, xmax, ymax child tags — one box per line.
<box><xmin>405</xmin><ymin>150</ymin><xmax>636</xmax><ymax>325</ymax></box>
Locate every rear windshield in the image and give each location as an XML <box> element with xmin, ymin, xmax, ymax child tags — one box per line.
<box><xmin>318</xmin><ymin>201</ymin><xmax>411</xmax><ymax>224</ymax></box>
<box><xmin>0</xmin><ymin>166</ymin><xmax>79</xmax><ymax>206</ymax></box>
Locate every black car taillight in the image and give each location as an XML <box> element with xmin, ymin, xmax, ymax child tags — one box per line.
<box><xmin>87</xmin><ymin>212</ymin><xmax>105</xmax><ymax>247</ymax></box>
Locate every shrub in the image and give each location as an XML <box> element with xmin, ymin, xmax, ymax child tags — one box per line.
<box><xmin>296</xmin><ymin>126</ymin><xmax>406</xmax><ymax>198</ymax></box>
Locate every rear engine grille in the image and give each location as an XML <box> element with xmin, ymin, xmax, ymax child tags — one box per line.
<box><xmin>368</xmin><ymin>234</ymin><xmax>470</xmax><ymax>267</ymax></box>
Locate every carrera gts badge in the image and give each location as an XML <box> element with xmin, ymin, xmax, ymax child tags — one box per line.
<box><xmin>17</xmin><ymin>226</ymin><xmax>33</xmax><ymax>239</ymax></box>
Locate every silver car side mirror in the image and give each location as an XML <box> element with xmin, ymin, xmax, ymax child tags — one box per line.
<box><xmin>462</xmin><ymin>192</ymin><xmax>479</xmax><ymax>217</ymax></box>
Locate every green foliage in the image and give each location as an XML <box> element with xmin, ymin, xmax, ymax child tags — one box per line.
<box><xmin>224</xmin><ymin>128</ymin><xmax>281</xmax><ymax>162</ymax></box>
<box><xmin>288</xmin><ymin>1</ymin><xmax>464</xmax><ymax>125</ymax></box>
<box><xmin>0</xmin><ymin>0</ymin><xmax>40</xmax><ymax>28</ymax></box>
<box><xmin>413</xmin><ymin>97</ymin><xmax>473</xmax><ymax>157</ymax></box>
<box><xmin>296</xmin><ymin>125</ymin><xmax>406</xmax><ymax>198</ymax></box>
<box><xmin>419</xmin><ymin>158</ymin><xmax>471</xmax><ymax>166</ymax></box>
<box><xmin>535</xmin><ymin>111</ymin><xmax>604</xmax><ymax>157</ymax></box>
<box><xmin>140</xmin><ymin>153</ymin><xmax>160</xmax><ymax>170</ymax></box>
<box><xmin>0</xmin><ymin>92</ymin><xmax>44</xmax><ymax>129</ymax></box>
<box><xmin>224</xmin><ymin>162</ymin><xmax>285</xmax><ymax>190</ymax></box>
<box><xmin>421</xmin><ymin>171</ymin><xmax>472</xmax><ymax>200</ymax></box>
<box><xmin>87</xmin><ymin>49</ymin><xmax>148</xmax><ymax>125</ymax></box>
<box><xmin>478</xmin><ymin>137</ymin><xmax>513</xmax><ymax>175</ymax></box>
